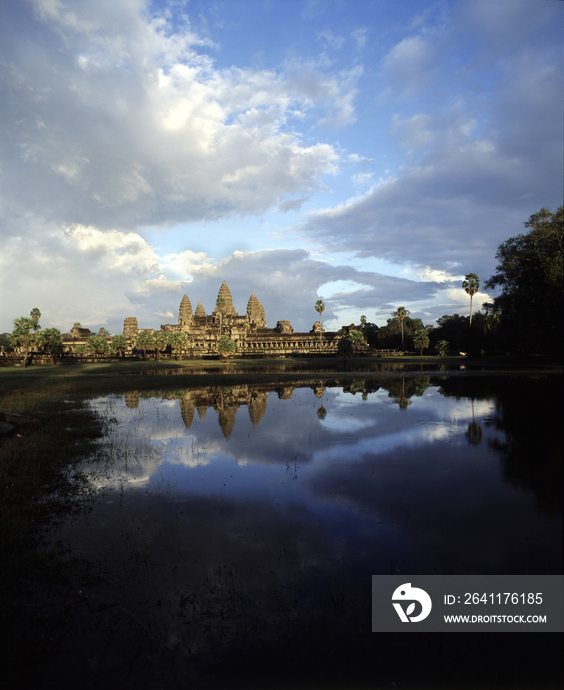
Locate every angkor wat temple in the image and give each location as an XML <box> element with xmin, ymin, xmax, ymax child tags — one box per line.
<box><xmin>123</xmin><ymin>281</ymin><xmax>343</xmax><ymax>357</ymax></box>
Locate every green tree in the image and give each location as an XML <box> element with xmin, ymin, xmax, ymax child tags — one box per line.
<box><xmin>348</xmin><ymin>329</ymin><xmax>364</xmax><ymax>350</ymax></box>
<box><xmin>436</xmin><ymin>340</ymin><xmax>449</xmax><ymax>357</ymax></box>
<box><xmin>337</xmin><ymin>336</ymin><xmax>354</xmax><ymax>359</ymax></box>
<box><xmin>36</xmin><ymin>328</ymin><xmax>63</xmax><ymax>355</ymax></box>
<box><xmin>362</xmin><ymin>321</ymin><xmax>380</xmax><ymax>347</ymax></box>
<box><xmin>485</xmin><ymin>207</ymin><xmax>563</xmax><ymax>354</ymax></box>
<box><xmin>217</xmin><ymin>335</ymin><xmax>237</xmax><ymax>361</ymax></box>
<box><xmin>483</xmin><ymin>302</ymin><xmax>501</xmax><ymax>329</ymax></box>
<box><xmin>391</xmin><ymin>306</ymin><xmax>410</xmax><ymax>350</ymax></box>
<box><xmin>153</xmin><ymin>331</ymin><xmax>169</xmax><ymax>360</ymax></box>
<box><xmin>315</xmin><ymin>300</ymin><xmax>325</xmax><ymax>340</ymax></box>
<box><xmin>111</xmin><ymin>334</ymin><xmax>128</xmax><ymax>356</ymax></box>
<box><xmin>135</xmin><ymin>331</ymin><xmax>155</xmax><ymax>357</ymax></box>
<box><xmin>85</xmin><ymin>334</ymin><xmax>109</xmax><ymax>355</ymax></box>
<box><xmin>30</xmin><ymin>308</ymin><xmax>41</xmax><ymax>330</ymax></box>
<box><xmin>10</xmin><ymin>308</ymin><xmax>41</xmax><ymax>365</ymax></box>
<box><xmin>169</xmin><ymin>332</ymin><xmax>189</xmax><ymax>355</ymax></box>
<box><xmin>431</xmin><ymin>314</ymin><xmax>469</xmax><ymax>351</ymax></box>
<box><xmin>462</xmin><ymin>273</ymin><xmax>480</xmax><ymax>326</ymax></box>
<box><xmin>413</xmin><ymin>328</ymin><xmax>430</xmax><ymax>356</ymax></box>
<box><xmin>0</xmin><ymin>332</ymin><xmax>11</xmax><ymax>353</ymax></box>
<box><xmin>98</xmin><ymin>327</ymin><xmax>111</xmax><ymax>337</ymax></box>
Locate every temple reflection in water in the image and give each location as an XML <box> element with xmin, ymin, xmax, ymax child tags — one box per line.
<box><xmin>124</xmin><ymin>381</ymin><xmax>330</xmax><ymax>438</ymax></box>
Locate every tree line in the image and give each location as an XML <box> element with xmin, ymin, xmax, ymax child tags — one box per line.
<box><xmin>330</xmin><ymin>207</ymin><xmax>562</xmax><ymax>358</ymax></box>
<box><xmin>1</xmin><ymin>316</ymin><xmax>239</xmax><ymax>365</ymax></box>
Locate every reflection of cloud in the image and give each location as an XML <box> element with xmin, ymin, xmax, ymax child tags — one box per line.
<box><xmin>60</xmin><ymin>377</ymin><xmax>561</xmax><ymax>689</ymax></box>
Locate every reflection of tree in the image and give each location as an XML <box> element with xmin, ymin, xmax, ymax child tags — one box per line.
<box><xmin>379</xmin><ymin>376</ymin><xmax>431</xmax><ymax>409</ymax></box>
<box><xmin>437</xmin><ymin>376</ymin><xmax>563</xmax><ymax>516</ymax></box>
<box><xmin>465</xmin><ymin>421</ymin><xmax>483</xmax><ymax>445</ymax></box>
<box><xmin>395</xmin><ymin>377</ymin><xmax>410</xmax><ymax>410</ymax></box>
<box><xmin>349</xmin><ymin>379</ymin><xmax>366</xmax><ymax>396</ymax></box>
<box><xmin>342</xmin><ymin>379</ymin><xmax>380</xmax><ymax>400</ymax></box>
<box><xmin>465</xmin><ymin>399</ymin><xmax>483</xmax><ymax>445</ymax></box>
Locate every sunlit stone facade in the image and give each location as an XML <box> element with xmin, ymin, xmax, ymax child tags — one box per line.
<box><xmin>122</xmin><ymin>281</ymin><xmax>340</xmax><ymax>357</ymax></box>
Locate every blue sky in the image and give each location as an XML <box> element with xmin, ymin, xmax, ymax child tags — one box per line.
<box><xmin>1</xmin><ymin>0</ymin><xmax>562</xmax><ymax>334</ymax></box>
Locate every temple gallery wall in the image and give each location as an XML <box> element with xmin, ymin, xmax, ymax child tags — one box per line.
<box><xmin>122</xmin><ymin>281</ymin><xmax>339</xmax><ymax>356</ymax></box>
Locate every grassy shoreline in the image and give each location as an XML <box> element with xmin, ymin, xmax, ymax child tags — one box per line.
<box><xmin>2</xmin><ymin>353</ymin><xmax>561</xmax><ymax>395</ymax></box>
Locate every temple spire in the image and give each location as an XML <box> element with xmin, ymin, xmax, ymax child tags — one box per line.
<box><xmin>214</xmin><ymin>281</ymin><xmax>236</xmax><ymax>316</ymax></box>
<box><xmin>178</xmin><ymin>294</ymin><xmax>193</xmax><ymax>327</ymax></box>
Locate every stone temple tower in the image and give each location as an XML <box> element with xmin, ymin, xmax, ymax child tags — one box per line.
<box><xmin>123</xmin><ymin>317</ymin><xmax>138</xmax><ymax>338</ymax></box>
<box><xmin>213</xmin><ymin>282</ymin><xmax>236</xmax><ymax>316</ymax></box>
<box><xmin>247</xmin><ymin>293</ymin><xmax>267</xmax><ymax>327</ymax></box>
<box><xmin>195</xmin><ymin>301</ymin><xmax>206</xmax><ymax>317</ymax></box>
<box><xmin>178</xmin><ymin>294</ymin><xmax>193</xmax><ymax>328</ymax></box>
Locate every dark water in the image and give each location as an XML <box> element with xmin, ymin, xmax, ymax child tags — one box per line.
<box><xmin>41</xmin><ymin>375</ymin><xmax>562</xmax><ymax>689</ymax></box>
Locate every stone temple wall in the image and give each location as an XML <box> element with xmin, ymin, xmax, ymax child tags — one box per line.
<box><xmin>122</xmin><ymin>281</ymin><xmax>345</xmax><ymax>356</ymax></box>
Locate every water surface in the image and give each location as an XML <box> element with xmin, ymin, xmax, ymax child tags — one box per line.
<box><xmin>43</xmin><ymin>375</ymin><xmax>562</xmax><ymax>689</ymax></box>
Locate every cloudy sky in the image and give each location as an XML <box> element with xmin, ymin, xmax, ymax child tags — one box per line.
<box><xmin>1</xmin><ymin>0</ymin><xmax>562</xmax><ymax>335</ymax></box>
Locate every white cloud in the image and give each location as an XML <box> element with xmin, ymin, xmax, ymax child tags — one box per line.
<box><xmin>63</xmin><ymin>225</ymin><xmax>160</xmax><ymax>273</ymax></box>
<box><xmin>380</xmin><ymin>35</ymin><xmax>439</xmax><ymax>100</ymax></box>
<box><xmin>0</xmin><ymin>0</ymin><xmax>355</xmax><ymax>233</ymax></box>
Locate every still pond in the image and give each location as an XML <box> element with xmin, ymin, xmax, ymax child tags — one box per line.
<box><xmin>42</xmin><ymin>374</ymin><xmax>562</xmax><ymax>689</ymax></box>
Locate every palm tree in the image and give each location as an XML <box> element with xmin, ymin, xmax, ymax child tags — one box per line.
<box><xmin>413</xmin><ymin>328</ymin><xmax>430</xmax><ymax>356</ymax></box>
<box><xmin>30</xmin><ymin>308</ymin><xmax>41</xmax><ymax>330</ymax></box>
<box><xmin>315</xmin><ymin>300</ymin><xmax>325</xmax><ymax>342</ymax></box>
<box><xmin>392</xmin><ymin>306</ymin><xmax>410</xmax><ymax>350</ymax></box>
<box><xmin>462</xmin><ymin>273</ymin><xmax>480</xmax><ymax>326</ymax></box>
<box><xmin>11</xmin><ymin>316</ymin><xmax>38</xmax><ymax>366</ymax></box>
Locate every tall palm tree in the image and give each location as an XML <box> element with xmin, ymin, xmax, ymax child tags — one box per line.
<box><xmin>462</xmin><ymin>273</ymin><xmax>480</xmax><ymax>325</ymax></box>
<box><xmin>392</xmin><ymin>306</ymin><xmax>410</xmax><ymax>350</ymax></box>
<box><xmin>30</xmin><ymin>308</ymin><xmax>41</xmax><ymax>330</ymax></box>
